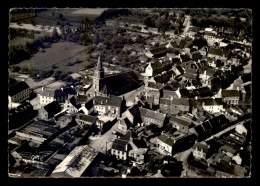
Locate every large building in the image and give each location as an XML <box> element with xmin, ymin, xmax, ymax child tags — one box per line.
<box><xmin>8</xmin><ymin>81</ymin><xmax>31</xmax><ymax>103</ymax></box>
<box><xmin>93</xmin><ymin>95</ymin><xmax>123</xmax><ymax>118</ymax></box>
<box><xmin>93</xmin><ymin>55</ymin><xmax>141</xmax><ymax>97</ymax></box>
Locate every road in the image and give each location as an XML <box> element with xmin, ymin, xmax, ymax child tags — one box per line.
<box><xmin>181</xmin><ymin>15</ymin><xmax>191</xmax><ymax>36</ymax></box>
<box><xmin>204</xmin><ymin>118</ymin><xmax>251</xmax><ymax>142</ymax></box>
<box><xmin>123</xmin><ymin>85</ymin><xmax>145</xmax><ymax>107</ymax></box>
<box><xmin>88</xmin><ymin>121</ymin><xmax>119</xmax><ymax>154</ymax></box>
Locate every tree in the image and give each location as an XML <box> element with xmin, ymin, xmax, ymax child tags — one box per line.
<box><xmin>59</xmin><ymin>13</ymin><xmax>64</xmax><ymax>20</ymax></box>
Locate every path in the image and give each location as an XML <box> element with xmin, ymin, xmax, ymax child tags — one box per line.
<box><xmin>181</xmin><ymin>15</ymin><xmax>191</xmax><ymax>36</ymax></box>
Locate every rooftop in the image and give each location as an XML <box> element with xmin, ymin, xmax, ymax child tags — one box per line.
<box><xmin>140</xmin><ymin>107</ymin><xmax>166</xmax><ymax>122</ymax></box>
<box><xmin>51</xmin><ymin>145</ymin><xmax>98</xmax><ymax>177</ymax></box>
<box><xmin>9</xmin><ymin>81</ymin><xmax>30</xmax><ymax>97</ymax></box>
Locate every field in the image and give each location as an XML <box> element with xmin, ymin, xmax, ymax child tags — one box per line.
<box><xmin>10</xmin><ymin>8</ymin><xmax>104</xmax><ymax>27</ymax></box>
<box><xmin>13</xmin><ymin>41</ymin><xmax>91</xmax><ymax>73</ymax></box>
<box><xmin>9</xmin><ymin>37</ymin><xmax>34</xmax><ymax>46</ymax></box>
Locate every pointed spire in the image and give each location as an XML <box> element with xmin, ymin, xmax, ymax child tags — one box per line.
<box><xmin>97</xmin><ymin>54</ymin><xmax>103</xmax><ymax>71</ymax></box>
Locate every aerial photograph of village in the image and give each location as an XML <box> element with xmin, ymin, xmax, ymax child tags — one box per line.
<box><xmin>8</xmin><ymin>8</ymin><xmax>252</xmax><ymax>178</ymax></box>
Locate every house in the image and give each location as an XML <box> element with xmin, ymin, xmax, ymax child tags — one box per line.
<box><xmin>191</xmin><ymin>142</ymin><xmax>209</xmax><ymax>160</ymax></box>
<box><xmin>121</xmin><ymin>104</ymin><xmax>142</xmax><ymax>126</ymax></box>
<box><xmin>171</xmin><ymin>98</ymin><xmax>190</xmax><ymax>113</ymax></box>
<box><xmin>111</xmin><ymin>138</ymin><xmax>130</xmax><ymax>160</ymax></box>
<box><xmin>149</xmin><ymin>47</ymin><xmax>168</xmax><ymax>58</ymax></box>
<box><xmin>128</xmin><ymin>138</ymin><xmax>148</xmax><ymax>164</ymax></box>
<box><xmin>221</xmin><ymin>89</ymin><xmax>240</xmax><ymax>105</ymax></box>
<box><xmin>198</xmin><ymin>98</ymin><xmax>223</xmax><ymax>113</ymax></box>
<box><xmin>39</xmin><ymin>87</ymin><xmax>76</xmax><ymax>106</ymax></box>
<box><xmin>139</xmin><ymin>107</ymin><xmax>166</xmax><ymax>128</ymax></box>
<box><xmin>194</xmin><ymin>114</ymin><xmax>228</xmax><ymax>141</ymax></box>
<box><xmin>170</xmin><ymin>116</ymin><xmax>194</xmax><ymax>134</ymax></box>
<box><xmin>219</xmin><ymin>145</ymin><xmax>237</xmax><ymax>158</ymax></box>
<box><xmin>144</xmin><ymin>82</ymin><xmax>163</xmax><ymax>105</ymax></box>
<box><xmin>220</xmin><ymin>39</ymin><xmax>230</xmax><ymax>47</ymax></box>
<box><xmin>165</xmin><ymin>30</ymin><xmax>175</xmax><ymax>37</ymax></box>
<box><xmin>200</xmin><ymin>68</ymin><xmax>216</xmax><ymax>85</ymax></box>
<box><xmin>8</xmin><ymin>81</ymin><xmax>31</xmax><ymax>103</ymax></box>
<box><xmin>207</xmin><ymin>48</ymin><xmax>230</xmax><ymax>61</ymax></box>
<box><xmin>157</xmin><ymin>134</ymin><xmax>175</xmax><ymax>156</ymax></box>
<box><xmin>148</xmin><ymin>27</ymin><xmax>159</xmax><ymax>35</ymax></box>
<box><xmin>117</xmin><ymin>117</ymin><xmax>133</xmax><ymax>135</ymax></box>
<box><xmin>157</xmin><ymin>133</ymin><xmax>197</xmax><ymax>155</ymax></box>
<box><xmin>75</xmin><ymin>114</ymin><xmax>97</xmax><ymax>127</ymax></box>
<box><xmin>199</xmin><ymin>46</ymin><xmax>208</xmax><ymax>56</ymax></box>
<box><xmin>78</xmin><ymin>99</ymin><xmax>94</xmax><ymax>115</ymax></box>
<box><xmin>189</xmin><ymin>98</ymin><xmax>205</xmax><ymax>117</ymax></box>
<box><xmin>8</xmin><ymin>102</ymin><xmax>34</xmax><ymax>130</ymax></box>
<box><xmin>39</xmin><ymin>101</ymin><xmax>61</xmax><ymax>120</ymax></box>
<box><xmin>93</xmin><ymin>95</ymin><xmax>123</xmax><ymax>118</ymax></box>
<box><xmin>64</xmin><ymin>95</ymin><xmax>81</xmax><ymax>114</ymax></box>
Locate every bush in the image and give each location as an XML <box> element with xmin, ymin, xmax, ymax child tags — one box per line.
<box><xmin>67</xmin><ymin>62</ymin><xmax>74</xmax><ymax>66</ymax></box>
<box><xmin>12</xmin><ymin>66</ymin><xmax>20</xmax><ymax>72</ymax></box>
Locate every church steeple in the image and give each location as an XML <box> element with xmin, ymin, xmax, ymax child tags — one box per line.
<box><xmin>97</xmin><ymin>54</ymin><xmax>103</xmax><ymax>71</ymax></box>
<box><xmin>94</xmin><ymin>54</ymin><xmax>104</xmax><ymax>79</ymax></box>
<box><xmin>93</xmin><ymin>55</ymin><xmax>104</xmax><ymax>95</ymax></box>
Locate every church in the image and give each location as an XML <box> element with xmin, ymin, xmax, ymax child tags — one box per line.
<box><xmin>92</xmin><ymin>55</ymin><xmax>142</xmax><ymax>97</ymax></box>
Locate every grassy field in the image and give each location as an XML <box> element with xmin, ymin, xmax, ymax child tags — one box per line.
<box><xmin>9</xmin><ymin>37</ymin><xmax>34</xmax><ymax>46</ymax></box>
<box><xmin>13</xmin><ymin>41</ymin><xmax>91</xmax><ymax>73</ymax></box>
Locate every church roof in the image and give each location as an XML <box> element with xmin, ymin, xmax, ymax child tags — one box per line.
<box><xmin>99</xmin><ymin>71</ymin><xmax>141</xmax><ymax>96</ymax></box>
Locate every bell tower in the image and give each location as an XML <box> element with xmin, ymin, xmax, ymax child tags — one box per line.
<box><xmin>93</xmin><ymin>55</ymin><xmax>104</xmax><ymax>95</ymax></box>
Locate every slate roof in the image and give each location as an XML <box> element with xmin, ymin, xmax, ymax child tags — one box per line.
<box><xmin>192</xmin><ymin>142</ymin><xmax>209</xmax><ymax>153</ymax></box>
<box><xmin>85</xmin><ymin>99</ymin><xmax>94</xmax><ymax>110</ymax></box>
<box><xmin>100</xmin><ymin>71</ymin><xmax>140</xmax><ymax>96</ymax></box>
<box><xmin>43</xmin><ymin>101</ymin><xmax>61</xmax><ymax>118</ymax></box>
<box><xmin>183</xmin><ymin>72</ymin><xmax>197</xmax><ymax>80</ymax></box>
<box><xmin>199</xmin><ymin>98</ymin><xmax>222</xmax><ymax>106</ymax></box>
<box><xmin>41</xmin><ymin>89</ymin><xmax>55</xmax><ymax>98</ymax></box>
<box><xmin>93</xmin><ymin>96</ymin><xmax>122</xmax><ymax>107</ymax></box>
<box><xmin>128</xmin><ymin>104</ymin><xmax>142</xmax><ymax>124</ymax></box>
<box><xmin>120</xmin><ymin>117</ymin><xmax>133</xmax><ymax>128</ymax></box>
<box><xmin>171</xmin><ymin>98</ymin><xmax>190</xmax><ymax>106</ymax></box>
<box><xmin>111</xmin><ymin>139</ymin><xmax>128</xmax><ymax>152</ymax></box>
<box><xmin>163</xmin><ymin>89</ymin><xmax>179</xmax><ymax>99</ymax></box>
<box><xmin>198</xmin><ymin>87</ymin><xmax>212</xmax><ymax>97</ymax></box>
<box><xmin>160</xmin><ymin>98</ymin><xmax>171</xmax><ymax>105</ymax></box>
<box><xmin>69</xmin><ymin>96</ymin><xmax>81</xmax><ymax>109</ymax></box>
<box><xmin>205</xmin><ymin>68</ymin><xmax>216</xmax><ymax>77</ymax></box>
<box><xmin>133</xmin><ymin>138</ymin><xmax>147</xmax><ymax>148</ymax></box>
<box><xmin>140</xmin><ymin>107</ymin><xmax>166</xmax><ymax>122</ymax></box>
<box><xmin>79</xmin><ymin>114</ymin><xmax>96</xmax><ymax>123</ymax></box>
<box><xmin>9</xmin><ymin>81</ymin><xmax>30</xmax><ymax>96</ymax></box>
<box><xmin>148</xmin><ymin>82</ymin><xmax>164</xmax><ymax>90</ymax></box>
<box><xmin>208</xmin><ymin>48</ymin><xmax>230</xmax><ymax>58</ymax></box>
<box><xmin>176</xmin><ymin>66</ymin><xmax>184</xmax><ymax>74</ymax></box>
<box><xmin>158</xmin><ymin>134</ymin><xmax>175</xmax><ymax>146</ymax></box>
<box><xmin>241</xmin><ymin>73</ymin><xmax>251</xmax><ymax>83</ymax></box>
<box><xmin>222</xmin><ymin>90</ymin><xmax>240</xmax><ymax>97</ymax></box>
<box><xmin>170</xmin><ymin>116</ymin><xmax>192</xmax><ymax>127</ymax></box>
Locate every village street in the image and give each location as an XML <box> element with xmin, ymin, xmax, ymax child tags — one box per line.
<box><xmin>88</xmin><ymin>121</ymin><xmax>119</xmax><ymax>154</ymax></box>
<box><xmin>123</xmin><ymin>85</ymin><xmax>145</xmax><ymax>107</ymax></box>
